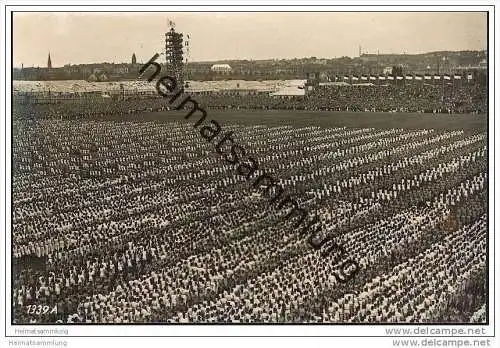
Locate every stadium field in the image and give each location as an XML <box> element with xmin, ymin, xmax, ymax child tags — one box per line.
<box><xmin>119</xmin><ymin>110</ymin><xmax>487</xmax><ymax>132</ymax></box>
<box><xmin>11</xmin><ymin>109</ymin><xmax>488</xmax><ymax>324</ymax></box>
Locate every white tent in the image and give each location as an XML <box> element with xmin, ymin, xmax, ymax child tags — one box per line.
<box><xmin>270</xmin><ymin>87</ymin><xmax>305</xmax><ymax>96</ymax></box>
<box><xmin>319</xmin><ymin>82</ymin><xmax>351</xmax><ymax>87</ymax></box>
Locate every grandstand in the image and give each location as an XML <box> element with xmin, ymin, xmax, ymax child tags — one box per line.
<box><xmin>13</xmin><ymin>74</ymin><xmax>486</xmax><ymax>114</ymax></box>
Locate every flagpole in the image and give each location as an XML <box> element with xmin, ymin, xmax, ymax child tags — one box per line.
<box><xmin>452</xmin><ymin>74</ymin><xmax>454</xmax><ymax>113</ymax></box>
<box><xmin>442</xmin><ymin>74</ymin><xmax>445</xmax><ymax>112</ymax></box>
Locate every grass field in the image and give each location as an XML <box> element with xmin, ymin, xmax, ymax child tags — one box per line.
<box><xmin>123</xmin><ymin>110</ymin><xmax>488</xmax><ymax>132</ymax></box>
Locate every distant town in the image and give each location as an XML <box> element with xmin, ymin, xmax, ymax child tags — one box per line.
<box><xmin>13</xmin><ymin>50</ymin><xmax>486</xmax><ymax>82</ymax></box>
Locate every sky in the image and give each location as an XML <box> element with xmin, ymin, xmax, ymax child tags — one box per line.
<box><xmin>13</xmin><ymin>12</ymin><xmax>487</xmax><ymax>68</ymax></box>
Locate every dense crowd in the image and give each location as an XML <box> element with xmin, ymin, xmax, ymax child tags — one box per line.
<box><xmin>12</xmin><ymin>82</ymin><xmax>487</xmax><ymax>120</ymax></box>
<box><xmin>11</xmin><ymin>114</ymin><xmax>488</xmax><ymax>323</ymax></box>
<box><xmin>304</xmin><ymin>84</ymin><xmax>487</xmax><ymax>113</ymax></box>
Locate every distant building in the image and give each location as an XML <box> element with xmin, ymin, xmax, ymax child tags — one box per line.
<box><xmin>360</xmin><ymin>53</ymin><xmax>402</xmax><ymax>64</ymax></box>
<box><xmin>211</xmin><ymin>64</ymin><xmax>232</xmax><ymax>73</ymax></box>
<box><xmin>63</xmin><ymin>64</ymin><xmax>81</xmax><ymax>74</ymax></box>
<box><xmin>132</xmin><ymin>53</ymin><xmax>137</xmax><ymax>65</ymax></box>
<box><xmin>113</xmin><ymin>65</ymin><xmax>129</xmax><ymax>74</ymax></box>
<box><xmin>47</xmin><ymin>53</ymin><xmax>52</xmax><ymax>69</ymax></box>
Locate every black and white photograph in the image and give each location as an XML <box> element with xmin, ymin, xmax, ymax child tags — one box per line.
<box><xmin>1</xmin><ymin>3</ymin><xmax>498</xmax><ymax>347</ymax></box>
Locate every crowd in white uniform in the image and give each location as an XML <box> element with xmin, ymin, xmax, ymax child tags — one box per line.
<box><xmin>12</xmin><ymin>117</ymin><xmax>487</xmax><ymax>323</ymax></box>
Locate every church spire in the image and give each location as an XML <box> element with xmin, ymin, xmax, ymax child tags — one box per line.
<box><xmin>47</xmin><ymin>52</ymin><xmax>52</xmax><ymax>69</ymax></box>
<box><xmin>132</xmin><ymin>53</ymin><xmax>137</xmax><ymax>65</ymax></box>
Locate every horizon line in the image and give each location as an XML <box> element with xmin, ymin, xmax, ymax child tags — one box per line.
<box><xmin>12</xmin><ymin>48</ymin><xmax>487</xmax><ymax>69</ymax></box>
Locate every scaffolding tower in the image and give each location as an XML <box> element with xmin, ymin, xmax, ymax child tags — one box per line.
<box><xmin>165</xmin><ymin>26</ymin><xmax>184</xmax><ymax>86</ymax></box>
